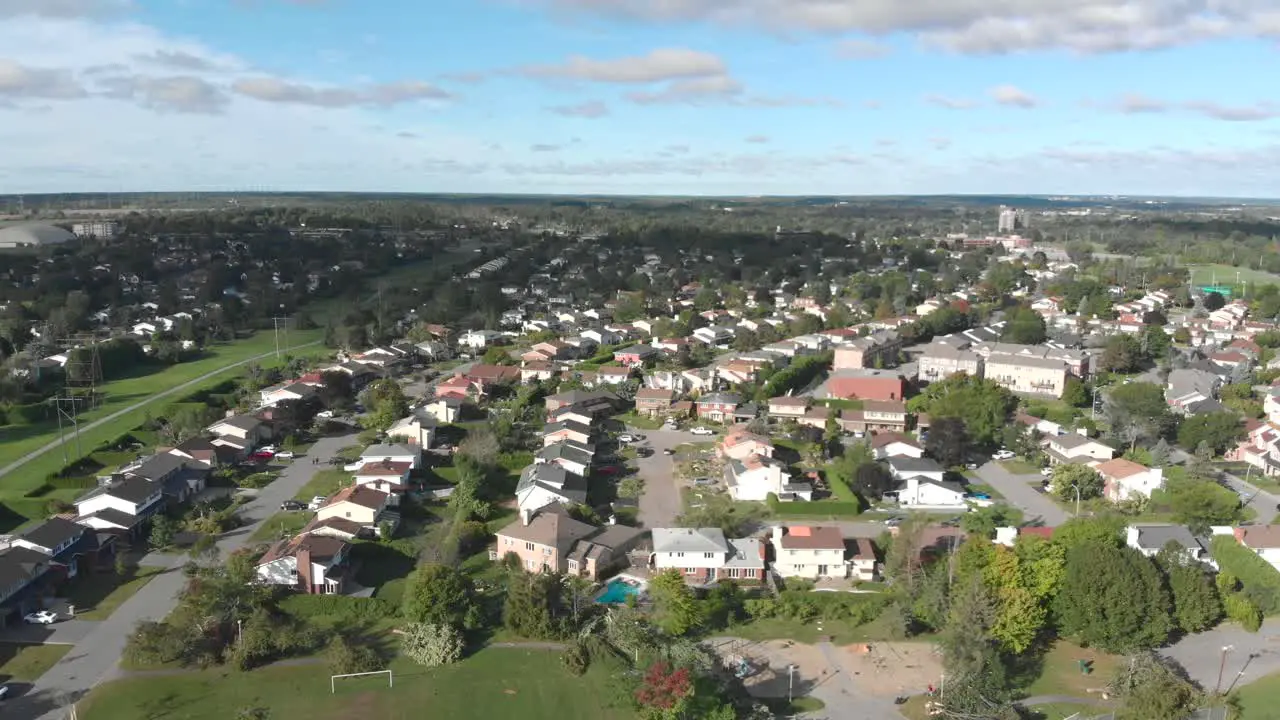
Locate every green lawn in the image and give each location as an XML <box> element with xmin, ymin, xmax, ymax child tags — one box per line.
<box><xmin>292</xmin><ymin>469</ymin><xmax>352</xmax><ymax>502</ymax></box>
<box><xmin>1000</xmin><ymin>459</ymin><xmax>1041</xmax><ymax>475</ymax></box>
<box><xmin>0</xmin><ymin>331</ymin><xmax>324</xmax><ymax>527</ymax></box>
<box><xmin>0</xmin><ymin>643</ymin><xmax>71</xmax><ymax>682</ymax></box>
<box><xmin>81</xmin><ymin>646</ymin><xmax>635</xmax><ymax>720</ymax></box>
<box><xmin>614</xmin><ymin>412</ymin><xmax>664</xmax><ymax>430</ymax></box>
<box><xmin>249</xmin><ymin>511</ymin><xmax>315</xmax><ymax>542</ymax></box>
<box><xmin>1188</xmin><ymin>264</ymin><xmax>1280</xmax><ymax>291</ymax></box>
<box><xmin>1235</xmin><ymin>671</ymin><xmax>1280</xmax><ymax>719</ymax></box>
<box><xmin>65</xmin><ymin>566</ymin><xmax>165</xmax><ymax>621</ymax></box>
<box><xmin>733</xmin><ymin>612</ymin><xmax>910</xmax><ymax>645</ymax></box>
<box><xmin>1022</xmin><ymin>641</ymin><xmax>1120</xmax><ymax>698</ymax></box>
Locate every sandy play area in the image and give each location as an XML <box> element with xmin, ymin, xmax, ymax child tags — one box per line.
<box><xmin>710</xmin><ymin>638</ymin><xmax>943</xmax><ymax>700</ymax></box>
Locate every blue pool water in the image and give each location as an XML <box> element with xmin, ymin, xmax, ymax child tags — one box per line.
<box><xmin>596</xmin><ymin>578</ymin><xmax>641</xmax><ymax>604</ymax></box>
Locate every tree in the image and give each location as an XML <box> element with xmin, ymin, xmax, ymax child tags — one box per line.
<box><xmin>1050</xmin><ymin>463</ymin><xmax>1104</xmax><ymax>504</ymax></box>
<box><xmin>1061</xmin><ymin>376</ymin><xmax>1089</xmax><ymax>408</ymax></box>
<box><xmin>401</xmin><ymin>622</ymin><xmax>465</xmax><ymax>666</ymax></box>
<box><xmin>961</xmin><ymin>504</ymin><xmax>1021</xmax><ymax>540</ymax></box>
<box><xmin>1203</xmin><ymin>291</ymin><xmax>1226</xmax><ymax>311</ymax></box>
<box><xmin>648</xmin><ymin>569</ymin><xmax>703</xmax><ymax>636</ymax></box>
<box><xmin>1176</xmin><ymin>411</ymin><xmax>1243</xmax><ymax>455</ymax></box>
<box><xmin>149</xmin><ymin>514</ymin><xmax>178</xmax><ymax>549</ymax></box>
<box><xmin>1158</xmin><ymin>546</ymin><xmax>1223</xmax><ymax>634</ymax></box>
<box><xmin>1165</xmin><ymin>475</ymin><xmax>1241</xmax><ymax>534</ymax></box>
<box><xmin>401</xmin><ymin>564</ymin><xmax>481</xmax><ymax>629</ymax></box>
<box><xmin>1105</xmin><ymin>382</ymin><xmax>1175</xmax><ymax>450</ymax></box>
<box><xmin>1149</xmin><ymin>438</ymin><xmax>1171</xmax><ymax>467</ymax></box>
<box><xmin>363</xmin><ymin>378</ymin><xmax>409</xmax><ymax>431</ymax></box>
<box><xmin>481</xmin><ymin>345</ymin><xmax>513</xmax><ymax>365</ymax></box>
<box><xmin>924</xmin><ymin>416</ymin><xmax>970</xmax><ymax>466</ymax></box>
<box><xmin>1001</xmin><ymin>306</ymin><xmax>1046</xmax><ymax>344</ymax></box>
<box><xmin>908</xmin><ymin>373</ymin><xmax>1017</xmax><ymax>446</ymax></box>
<box><xmin>1054</xmin><ymin>540</ymin><xmax>1172</xmax><ymax>652</ymax></box>
<box><xmin>1140</xmin><ymin>325</ymin><xmax>1171</xmax><ymax>361</ymax></box>
<box><xmin>1110</xmin><ymin>653</ymin><xmax>1203</xmax><ymax>720</ymax></box>
<box><xmin>325</xmin><ymin>635</ymin><xmax>384</xmax><ymax>675</ymax></box>
<box><xmin>1098</xmin><ymin>334</ymin><xmax>1146</xmax><ymax>373</ymax></box>
<box><xmin>503</xmin><ymin>572</ymin><xmax>560</xmax><ymax>639</ymax></box>
<box><xmin>457</xmin><ymin>427</ymin><xmax>500</xmax><ymax>467</ymax></box>
<box><xmin>634</xmin><ymin>662</ymin><xmax>694</xmax><ymax>717</ymax></box>
<box><xmin>1053</xmin><ymin>515</ymin><xmax>1125</xmax><ymax>551</ymax></box>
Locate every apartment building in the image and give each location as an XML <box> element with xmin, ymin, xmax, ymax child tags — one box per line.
<box><xmin>917</xmin><ymin>342</ymin><xmax>983</xmax><ymax>383</ymax></box>
<box><xmin>984</xmin><ymin>354</ymin><xmax>1069</xmax><ymax>398</ymax></box>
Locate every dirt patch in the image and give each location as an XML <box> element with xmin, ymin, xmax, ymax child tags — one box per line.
<box><xmin>711</xmin><ymin>638</ymin><xmax>942</xmax><ymax>700</ymax></box>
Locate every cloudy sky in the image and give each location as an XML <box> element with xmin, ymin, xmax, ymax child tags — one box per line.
<box><xmin>2</xmin><ymin>0</ymin><xmax>1280</xmax><ymax>196</ymax></box>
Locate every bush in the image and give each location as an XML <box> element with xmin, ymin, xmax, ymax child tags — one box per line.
<box><xmin>278</xmin><ymin>595</ymin><xmax>397</xmax><ymax>622</ymax></box>
<box><xmin>239</xmin><ymin>472</ymin><xmax>276</xmax><ymax>489</ymax></box>
<box><xmin>1225</xmin><ymin>593</ymin><xmax>1263</xmax><ymax>632</ymax></box>
<box><xmin>326</xmin><ymin>635</ymin><xmax>385</xmax><ymax>675</ymax></box>
<box><xmin>1210</xmin><ymin>536</ymin><xmax>1280</xmax><ymax>614</ymax></box>
<box><xmin>561</xmin><ymin>640</ymin><xmax>589</xmax><ymax>676</ymax></box>
<box><xmin>401</xmin><ymin>622</ymin><xmax>464</xmax><ymax>667</ymax></box>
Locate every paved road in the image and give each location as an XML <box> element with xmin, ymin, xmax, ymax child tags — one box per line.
<box><xmin>631</xmin><ymin>427</ymin><xmax>706</xmax><ymax>529</ymax></box>
<box><xmin>973</xmin><ymin>462</ymin><xmax>1071</xmax><ymax>526</ymax></box>
<box><xmin>7</xmin><ymin>430</ymin><xmax>360</xmax><ymax>720</ymax></box>
<box><xmin>1221</xmin><ymin>470</ymin><xmax>1280</xmax><ymax>525</ymax></box>
<box><xmin>1162</xmin><ymin>618</ymin><xmax>1280</xmax><ymax>695</ymax></box>
<box><xmin>0</xmin><ymin>341</ymin><xmax>323</xmax><ymax>480</ymax></box>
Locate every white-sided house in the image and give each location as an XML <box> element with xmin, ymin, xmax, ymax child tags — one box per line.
<box><xmin>1125</xmin><ymin>525</ymin><xmax>1214</xmax><ymax>567</ymax></box>
<box><xmin>1232</xmin><ymin>526</ymin><xmax>1280</xmax><ymax>573</ymax></box>
<box><xmin>771</xmin><ymin>526</ymin><xmax>848</xmax><ymax>579</ymax></box>
<box><xmin>74</xmin><ymin>476</ymin><xmax>165</xmax><ymax>534</ymax></box>
<box><xmin>718</xmin><ymin>426</ymin><xmax>776</xmax><ymax>462</ymax></box>
<box><xmin>886</xmin><ymin>457</ymin><xmax>946</xmax><ymax>484</ymax></box>
<box><xmin>725</xmin><ymin>454</ymin><xmax>793</xmax><ymax>502</ymax></box>
<box><xmin>516</xmin><ymin>463</ymin><xmax>588</xmax><ymax>519</ymax></box>
<box><xmin>535</xmin><ymin>441</ymin><xmax>593</xmax><ymax>477</ymax></box>
<box><xmin>890</xmin><ymin>476</ymin><xmax>967</xmax><ymax>508</ymax></box>
<box><xmin>459</xmin><ymin>329</ymin><xmax>504</xmax><ymax>350</ymax></box>
<box><xmin>385</xmin><ymin>411</ymin><xmax>437</xmax><ymax>449</ymax></box>
<box><xmin>259</xmin><ymin>381</ymin><xmax>316</xmax><ymax>408</ymax></box>
<box><xmin>418</xmin><ymin>396</ymin><xmax>463</xmax><ymax>424</ymax></box>
<box><xmin>649</xmin><ymin>527</ymin><xmax>766</xmax><ymax>583</ymax></box>
<box><xmin>255</xmin><ymin>532</ymin><xmax>350</xmax><ymax>595</ymax></box>
<box><xmin>347</xmin><ymin>443</ymin><xmax>421</xmax><ymax>471</ymax></box>
<box><xmin>314</xmin><ymin>486</ymin><xmax>398</xmax><ymax>536</ymax></box>
<box><xmin>870</xmin><ymin>432</ymin><xmax>924</xmax><ymax>460</ymax></box>
<box><xmin>1096</xmin><ymin>458</ymin><xmax>1164</xmax><ymax>502</ymax></box>
<box><xmin>1043</xmin><ymin>433</ymin><xmax>1115</xmax><ymax>465</ymax></box>
<box><xmin>207</xmin><ymin>414</ymin><xmax>270</xmax><ymax>447</ymax></box>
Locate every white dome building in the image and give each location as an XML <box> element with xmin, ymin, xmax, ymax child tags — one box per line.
<box><xmin>0</xmin><ymin>223</ymin><xmax>77</xmax><ymax>249</ymax></box>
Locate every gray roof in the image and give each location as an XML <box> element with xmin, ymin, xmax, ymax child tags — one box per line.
<box><xmin>124</xmin><ymin>452</ymin><xmax>188</xmax><ymax>482</ymax></box>
<box><xmin>0</xmin><ymin>222</ymin><xmax>76</xmax><ymax>247</ymax></box>
<box><xmin>723</xmin><ymin>537</ymin><xmax>765</xmax><ymax>569</ymax></box>
<box><xmin>212</xmin><ymin>414</ymin><xmax>262</xmax><ymax>432</ymax></box>
<box><xmin>652</xmin><ymin>527</ymin><xmax>730</xmax><ymax>554</ymax></box>
<box><xmin>894</xmin><ymin>476</ymin><xmax>966</xmax><ymax>495</ymax></box>
<box><xmin>19</xmin><ymin>517</ymin><xmax>86</xmax><ymax>551</ymax></box>
<box><xmin>360</xmin><ymin>443</ymin><xmax>418</xmax><ymax>459</ymax></box>
<box><xmin>76</xmin><ymin>475</ymin><xmax>156</xmax><ymax>505</ymax></box>
<box><xmin>887</xmin><ymin>456</ymin><xmax>945</xmax><ymax>475</ymax></box>
<box><xmin>536</xmin><ymin>442</ymin><xmax>593</xmax><ymax>467</ymax></box>
<box><xmin>544</xmin><ymin>420</ymin><xmax>593</xmax><ymax>436</ymax></box>
<box><xmin>82</xmin><ymin>508</ymin><xmax>140</xmax><ymax>528</ymax></box>
<box><xmin>1167</xmin><ymin>368</ymin><xmax>1220</xmax><ymax>399</ymax></box>
<box><xmin>517</xmin><ymin>463</ymin><xmax>587</xmax><ymax>501</ymax></box>
<box><xmin>1131</xmin><ymin>525</ymin><xmax>1204</xmax><ymax>552</ymax></box>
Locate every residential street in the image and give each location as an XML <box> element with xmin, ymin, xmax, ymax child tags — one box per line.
<box><xmin>631</xmin><ymin>426</ymin><xmax>706</xmax><ymax>529</ymax></box>
<box><xmin>1221</xmin><ymin>470</ymin><xmax>1280</xmax><ymax>525</ymax></box>
<box><xmin>973</xmin><ymin>462</ymin><xmax>1071</xmax><ymax>526</ymax></box>
<box><xmin>6</xmin><ymin>430</ymin><xmax>361</xmax><ymax>720</ymax></box>
<box><xmin>1162</xmin><ymin>618</ymin><xmax>1280</xmax><ymax>694</ymax></box>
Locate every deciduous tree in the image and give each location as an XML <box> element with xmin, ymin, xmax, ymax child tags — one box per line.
<box><xmin>1054</xmin><ymin>540</ymin><xmax>1172</xmax><ymax>652</ymax></box>
<box><xmin>402</xmin><ymin>564</ymin><xmax>481</xmax><ymax>630</ymax></box>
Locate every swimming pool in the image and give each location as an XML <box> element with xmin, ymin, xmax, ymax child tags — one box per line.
<box><xmin>596</xmin><ymin>578</ymin><xmax>642</xmax><ymax>604</ymax></box>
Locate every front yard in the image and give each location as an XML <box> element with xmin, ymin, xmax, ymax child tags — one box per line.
<box><xmin>291</xmin><ymin>468</ymin><xmax>352</xmax><ymax>502</ymax></box>
<box><xmin>81</xmin><ymin>646</ymin><xmax>635</xmax><ymax>720</ymax></box>
<box><xmin>0</xmin><ymin>643</ymin><xmax>71</xmax><ymax>681</ymax></box>
<box><xmin>65</xmin><ymin>565</ymin><xmax>165</xmax><ymax>621</ymax></box>
<box><xmin>250</xmin><ymin>511</ymin><xmax>315</xmax><ymax>542</ymax></box>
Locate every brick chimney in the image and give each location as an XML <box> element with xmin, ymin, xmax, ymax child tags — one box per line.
<box><xmin>295</xmin><ymin>545</ymin><xmax>314</xmax><ymax>593</ymax></box>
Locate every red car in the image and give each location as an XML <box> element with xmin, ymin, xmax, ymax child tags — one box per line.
<box><xmin>597</xmin><ymin>465</ymin><xmax>623</xmax><ymax>475</ymax></box>
<box><xmin>251</xmin><ymin>450</ymin><xmax>275</xmax><ymax>460</ymax></box>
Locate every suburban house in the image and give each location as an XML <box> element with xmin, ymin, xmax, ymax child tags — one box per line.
<box><xmin>767</xmin><ymin>395</ymin><xmax>811</xmax><ymax>418</ymax></box>
<box><xmin>692</xmin><ymin>325</ymin><xmax>735</xmax><ymax>346</ymax></box>
<box><xmin>207</xmin><ymin>414</ymin><xmax>271</xmax><ymax>448</ymax></box>
<box><xmin>352</xmin><ymin>460</ymin><xmax>412</xmax><ymax>488</ymax></box>
<box><xmin>1015</xmin><ymin>412</ymin><xmax>1065</xmax><ymax>437</ymax></box>
<box><xmin>770</xmin><ymin>526</ymin><xmax>849</xmax><ymax>580</ymax></box>
<box><xmin>0</xmin><ymin>547</ymin><xmax>56</xmax><ymax>622</ymax></box>
<box><xmin>459</xmin><ymin>329</ymin><xmax>504</xmax><ymax>350</ymax></box>
<box><xmin>255</xmin><ymin>532</ymin><xmax>349</xmax><ymax>595</ymax></box>
<box><xmin>348</xmin><ymin>444</ymin><xmax>421</xmax><ymax>471</ymax></box>
<box><xmin>886</xmin><ymin>456</ymin><xmax>947</xmax><ymax>483</ymax></box>
<box><xmin>492</xmin><ymin>503</ymin><xmax>644</xmax><ymax>580</ymax></box>
<box><xmin>516</xmin><ymin>463</ymin><xmax>588</xmax><ymax>518</ymax></box>
<box><xmin>535</xmin><ymin>441</ymin><xmax>594</xmax><ymax>477</ymax></box>
<box><xmin>848</xmin><ymin>537</ymin><xmax>877</xmax><ymax>581</ymax></box>
<box><xmin>823</xmin><ymin>369</ymin><xmax>906</xmax><ymax>402</ymax></box>
<box><xmin>548</xmin><ymin>405</ymin><xmax>595</xmax><ymax>427</ymax></box>
<box><xmin>73</xmin><ymin>474</ymin><xmax>165</xmax><ymax>536</ymax></box>
<box><xmin>1125</xmin><ymin>525</ymin><xmax>1213</xmax><ymax>567</ymax></box>
<box><xmin>544</xmin><ymin>389</ymin><xmax>617</xmax><ymax>416</ymax></box>
<box><xmin>434</xmin><ymin>374</ymin><xmax>476</xmax><ymax>400</ymax></box>
<box><xmin>314</xmin><ymin>486</ymin><xmax>398</xmax><ymax>537</ymax></box>
<box><xmin>649</xmin><ymin>527</ymin><xmax>766</xmax><ymax>583</ymax></box>
<box><xmin>520</xmin><ymin>362</ymin><xmax>557</xmax><ymax>384</ymax></box>
<box><xmin>542</xmin><ymin>420</ymin><xmax>594</xmax><ymax>447</ymax></box>
<box><xmin>465</xmin><ymin>364</ymin><xmax>521</xmax><ymax>394</ymax></box>
<box><xmin>613</xmin><ymin>345</ymin><xmax>657</xmax><ymax>367</ymax></box>
<box><xmin>695</xmin><ymin>392</ymin><xmax>742</xmax><ymax>422</ymax></box>
<box><xmin>592</xmin><ymin>366</ymin><xmax>634</xmax><ymax>386</ymax></box>
<box><xmin>725</xmin><ymin>454</ymin><xmax>805</xmax><ymax>501</ymax></box>
<box><xmin>1096</xmin><ymin>458</ymin><xmax>1164</xmax><ymax>502</ymax></box>
<box><xmin>917</xmin><ymin>342</ymin><xmax>983</xmax><ymax>384</ymax></box>
<box><xmin>118</xmin><ymin>452</ymin><xmax>209</xmax><ymax>504</ymax></box>
<box><xmin>634</xmin><ymin>388</ymin><xmax>677</xmax><ymax>417</ymax></box>
<box><xmin>1227</xmin><ymin>422</ymin><xmax>1280</xmax><ymax>477</ymax></box>
<box><xmin>718</xmin><ymin>427</ymin><xmax>776</xmax><ymax>461</ymax></box>
<box><xmin>841</xmin><ymin>400</ymin><xmax>910</xmax><ymax>434</ymax></box>
<box><xmin>871</xmin><ymin>432</ymin><xmax>924</xmax><ymax>459</ymax></box>
<box><xmin>385</xmin><ymin>410</ymin><xmax>437</xmax><ymax>449</ymax></box>
<box><xmin>1232</xmin><ymin>525</ymin><xmax>1280</xmax><ymax>572</ymax></box>
<box><xmin>258</xmin><ymin>381</ymin><xmax>317</xmax><ymax>409</ymax></box>
<box><xmin>1166</xmin><ymin>368</ymin><xmax>1223</xmax><ymax>415</ymax></box>
<box><xmin>1043</xmin><ymin>434</ymin><xmax>1116</xmax><ymax>465</ymax></box>
<box><xmin>833</xmin><ymin>331</ymin><xmax>903</xmax><ymax>370</ymax></box>
<box><xmin>167</xmin><ymin>437</ymin><xmax>236</xmax><ymax>467</ymax></box>
<box><xmin>6</xmin><ymin>517</ymin><xmax>111</xmax><ymax>579</ymax></box>
<box><xmin>889</xmin><ymin>476</ymin><xmax>966</xmax><ymax>508</ymax></box>
<box><xmin>418</xmin><ymin>396</ymin><xmax>463</xmax><ymax>424</ymax></box>
<box><xmin>974</xmin><ymin>342</ymin><xmax>1089</xmax><ymax>379</ymax></box>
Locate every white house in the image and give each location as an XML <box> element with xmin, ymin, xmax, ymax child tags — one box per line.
<box><xmin>346</xmin><ymin>443</ymin><xmax>421</xmax><ymax>471</ymax></box>
<box><xmin>459</xmin><ymin>330</ymin><xmax>503</xmax><ymax>350</ymax></box>
<box><xmin>535</xmin><ymin>441</ymin><xmax>593</xmax><ymax>477</ymax></box>
<box><xmin>385</xmin><ymin>412</ymin><xmax>437</xmax><ymax>449</ymax></box>
<box><xmin>255</xmin><ymin>532</ymin><xmax>350</xmax><ymax>595</ymax></box>
<box><xmin>74</xmin><ymin>476</ymin><xmax>164</xmax><ymax>531</ymax></box>
<box><xmin>870</xmin><ymin>433</ymin><xmax>924</xmax><ymax>460</ymax></box>
<box><xmin>1125</xmin><ymin>525</ymin><xmax>1213</xmax><ymax>567</ymax></box>
<box><xmin>886</xmin><ymin>457</ymin><xmax>946</xmax><ymax>483</ymax></box>
<box><xmin>724</xmin><ymin>454</ymin><xmax>792</xmax><ymax>502</ymax></box>
<box><xmin>418</xmin><ymin>397</ymin><xmax>462</xmax><ymax>424</ymax></box>
<box><xmin>516</xmin><ymin>463</ymin><xmax>588</xmax><ymax>519</ymax></box>
<box><xmin>259</xmin><ymin>381</ymin><xmax>315</xmax><ymax>408</ymax></box>
<box><xmin>650</xmin><ymin>527</ymin><xmax>766</xmax><ymax>583</ymax></box>
<box><xmin>890</xmin><ymin>476</ymin><xmax>967</xmax><ymax>508</ymax></box>
<box><xmin>1096</xmin><ymin>458</ymin><xmax>1164</xmax><ymax>502</ymax></box>
<box><xmin>770</xmin><ymin>526</ymin><xmax>849</xmax><ymax>579</ymax></box>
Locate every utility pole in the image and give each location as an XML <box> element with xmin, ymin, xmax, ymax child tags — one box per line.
<box><xmin>1072</xmin><ymin>484</ymin><xmax>1082</xmax><ymax>518</ymax></box>
<box><xmin>1215</xmin><ymin>645</ymin><xmax>1233</xmax><ymax>695</ymax></box>
<box><xmin>272</xmin><ymin>316</ymin><xmax>290</xmax><ymax>360</ymax></box>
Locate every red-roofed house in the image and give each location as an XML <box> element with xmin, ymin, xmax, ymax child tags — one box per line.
<box><xmin>1095</xmin><ymin>458</ymin><xmax>1164</xmax><ymax>502</ymax></box>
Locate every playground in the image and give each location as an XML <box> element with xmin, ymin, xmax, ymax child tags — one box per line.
<box><xmin>710</xmin><ymin>638</ymin><xmax>942</xmax><ymax>701</ymax></box>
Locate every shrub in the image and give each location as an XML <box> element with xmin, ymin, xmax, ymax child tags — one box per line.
<box><xmin>278</xmin><ymin>595</ymin><xmax>397</xmax><ymax>622</ymax></box>
<box><xmin>239</xmin><ymin>472</ymin><xmax>276</xmax><ymax>489</ymax></box>
<box><xmin>1225</xmin><ymin>593</ymin><xmax>1263</xmax><ymax>632</ymax></box>
<box><xmin>401</xmin><ymin>622</ymin><xmax>464</xmax><ymax>667</ymax></box>
<box><xmin>561</xmin><ymin>640</ymin><xmax>589</xmax><ymax>676</ymax></box>
<box><xmin>326</xmin><ymin>635</ymin><xmax>385</xmax><ymax>675</ymax></box>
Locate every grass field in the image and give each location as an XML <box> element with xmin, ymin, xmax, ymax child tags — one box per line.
<box><xmin>0</xmin><ymin>643</ymin><xmax>72</xmax><ymax>682</ymax></box>
<box><xmin>66</xmin><ymin>565</ymin><xmax>165</xmax><ymax>621</ymax></box>
<box><xmin>1235</xmin><ymin>671</ymin><xmax>1280</xmax><ymax>719</ymax></box>
<box><xmin>249</xmin><ymin>511</ymin><xmax>315</xmax><ymax>542</ymax></box>
<box><xmin>291</xmin><ymin>469</ymin><xmax>352</xmax><ymax>502</ymax></box>
<box><xmin>1022</xmin><ymin>641</ymin><xmax>1120</xmax><ymax>698</ymax></box>
<box><xmin>81</xmin><ymin>646</ymin><xmax>635</xmax><ymax>720</ymax></box>
<box><xmin>0</xmin><ymin>330</ymin><xmax>326</xmax><ymax>527</ymax></box>
<box><xmin>1188</xmin><ymin>264</ymin><xmax>1280</xmax><ymax>291</ymax></box>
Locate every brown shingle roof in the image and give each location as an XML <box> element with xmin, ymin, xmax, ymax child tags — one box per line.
<box><xmin>778</xmin><ymin>525</ymin><xmax>844</xmax><ymax>550</ymax></box>
<box><xmin>1095</xmin><ymin>458</ymin><xmax>1148</xmax><ymax>479</ymax></box>
<box><xmin>322</xmin><ymin>485</ymin><xmax>387</xmax><ymax>510</ymax></box>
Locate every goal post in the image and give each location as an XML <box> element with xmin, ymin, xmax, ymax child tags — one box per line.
<box><xmin>331</xmin><ymin>669</ymin><xmax>393</xmax><ymax>694</ymax></box>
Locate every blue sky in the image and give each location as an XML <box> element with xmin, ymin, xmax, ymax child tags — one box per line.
<box><xmin>1</xmin><ymin>0</ymin><xmax>1280</xmax><ymax>196</ymax></box>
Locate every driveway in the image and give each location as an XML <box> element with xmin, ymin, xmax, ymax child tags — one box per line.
<box><xmin>630</xmin><ymin>426</ymin><xmax>709</xmax><ymax>529</ymax></box>
<box><xmin>0</xmin><ymin>618</ymin><xmax>98</xmax><ymax>646</ymax></box>
<box><xmin>1162</xmin><ymin>618</ymin><xmax>1280</xmax><ymax>694</ymax></box>
<box><xmin>7</xmin><ymin>430</ymin><xmax>361</xmax><ymax>720</ymax></box>
<box><xmin>973</xmin><ymin>462</ymin><xmax>1070</xmax><ymax>526</ymax></box>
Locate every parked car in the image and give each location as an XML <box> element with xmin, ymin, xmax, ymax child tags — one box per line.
<box><xmin>690</xmin><ymin>426</ymin><xmax>714</xmax><ymax>436</ymax></box>
<box><xmin>274</xmin><ymin>450</ymin><xmax>295</xmax><ymax>459</ymax></box>
<box><xmin>258</xmin><ymin>445</ymin><xmax>277</xmax><ymax>454</ymax></box>
<box><xmin>307</xmin><ymin>496</ymin><xmax>327</xmax><ymax>510</ymax></box>
<box><xmin>280</xmin><ymin>500</ymin><xmax>305</xmax><ymax>511</ymax></box>
<box><xmin>0</xmin><ymin>684</ymin><xmax>9</xmax><ymax>700</ymax></box>
<box><xmin>23</xmin><ymin>611</ymin><xmax>56</xmax><ymax>625</ymax></box>
<box><xmin>692</xmin><ymin>478</ymin><xmax>716</xmax><ymax>487</ymax></box>
<box><xmin>316</xmin><ymin>410</ymin><xmax>335</xmax><ymax>419</ymax></box>
<box><xmin>884</xmin><ymin>517</ymin><xmax>902</xmax><ymax>527</ymax></box>
<box><xmin>617</xmin><ymin>434</ymin><xmax>636</xmax><ymax>443</ymax></box>
<box><xmin>992</xmin><ymin>449</ymin><xmax>1015</xmax><ymax>460</ymax></box>
<box><xmin>251</xmin><ymin>450</ymin><xmax>274</xmax><ymax>460</ymax></box>
<box><xmin>663</xmin><ymin>448</ymin><xmax>675</xmax><ymax>456</ymax></box>
<box><xmin>1040</xmin><ymin>467</ymin><xmax>1053</xmax><ymax>476</ymax></box>
<box><xmin>597</xmin><ymin>465</ymin><xmax>624</xmax><ymax>475</ymax></box>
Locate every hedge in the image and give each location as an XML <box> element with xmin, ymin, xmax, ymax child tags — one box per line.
<box><xmin>767</xmin><ymin>495</ymin><xmax>864</xmax><ymax>518</ymax></box>
<box><xmin>1210</xmin><ymin>535</ymin><xmax>1280</xmax><ymax>614</ymax></box>
<box><xmin>277</xmin><ymin>594</ymin><xmax>398</xmax><ymax>622</ymax></box>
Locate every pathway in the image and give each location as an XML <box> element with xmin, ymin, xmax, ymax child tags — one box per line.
<box><xmin>5</xmin><ymin>430</ymin><xmax>360</xmax><ymax>720</ymax></box>
<box><xmin>973</xmin><ymin>462</ymin><xmax>1070</xmax><ymax>526</ymax></box>
<box><xmin>0</xmin><ymin>341</ymin><xmax>322</xmax><ymax>480</ymax></box>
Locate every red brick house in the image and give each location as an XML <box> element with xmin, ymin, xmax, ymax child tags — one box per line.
<box><xmin>695</xmin><ymin>392</ymin><xmax>742</xmax><ymax>422</ymax></box>
<box><xmin>634</xmin><ymin>388</ymin><xmax>677</xmax><ymax>416</ymax></box>
<box><xmin>613</xmin><ymin>345</ymin><xmax>658</xmax><ymax>367</ymax></box>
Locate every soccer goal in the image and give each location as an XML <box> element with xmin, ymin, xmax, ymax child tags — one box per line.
<box><xmin>330</xmin><ymin>669</ymin><xmax>393</xmax><ymax>694</ymax></box>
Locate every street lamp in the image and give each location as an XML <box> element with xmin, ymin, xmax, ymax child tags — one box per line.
<box><xmin>787</xmin><ymin>664</ymin><xmax>796</xmax><ymax>704</ymax></box>
<box><xmin>1071</xmin><ymin>483</ymin><xmax>1082</xmax><ymax>518</ymax></box>
<box><xmin>1215</xmin><ymin>645</ymin><xmax>1234</xmax><ymax>695</ymax></box>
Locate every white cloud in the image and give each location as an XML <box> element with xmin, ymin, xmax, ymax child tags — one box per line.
<box><xmin>547</xmin><ymin>100</ymin><xmax>609</xmax><ymax>117</ymax></box>
<box><xmin>530</xmin><ymin>143</ymin><xmax>562</xmax><ymax>152</ymax></box>
<box><xmin>924</xmin><ymin>94</ymin><xmax>975</xmax><ymax>110</ymax></box>
<box><xmin>626</xmin><ymin>75</ymin><xmax>742</xmax><ymax>104</ymax></box>
<box><xmin>1112</xmin><ymin>93</ymin><xmax>1168</xmax><ymax>113</ymax></box>
<box><xmin>1184</xmin><ymin>100</ymin><xmax>1280</xmax><ymax>122</ymax></box>
<box><xmin>98</xmin><ymin>74</ymin><xmax>227</xmax><ymax>113</ymax></box>
<box><xmin>539</xmin><ymin>0</ymin><xmax>1279</xmax><ymax>54</ymax></box>
<box><xmin>232</xmin><ymin>77</ymin><xmax>452</xmax><ymax>107</ymax></box>
<box><xmin>519</xmin><ymin>47</ymin><xmax>726</xmax><ymax>83</ymax></box>
<box><xmin>0</xmin><ymin>60</ymin><xmax>86</xmax><ymax>99</ymax></box>
<box><xmin>988</xmin><ymin>84</ymin><xmax>1037</xmax><ymax>108</ymax></box>
<box><xmin>0</xmin><ymin>0</ymin><xmax>131</xmax><ymax>19</ymax></box>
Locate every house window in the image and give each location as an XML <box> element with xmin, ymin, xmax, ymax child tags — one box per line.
<box><xmin>526</xmin><ymin>542</ymin><xmax>535</xmax><ymax>551</ymax></box>
<box><xmin>676</xmin><ymin>552</ymin><xmax>685</xmax><ymax>558</ymax></box>
<box><xmin>704</xmin><ymin>552</ymin><xmax>715</xmax><ymax>559</ymax></box>
<box><xmin>568</xmin><ymin>560</ymin><xmax>578</xmax><ymax>571</ymax></box>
